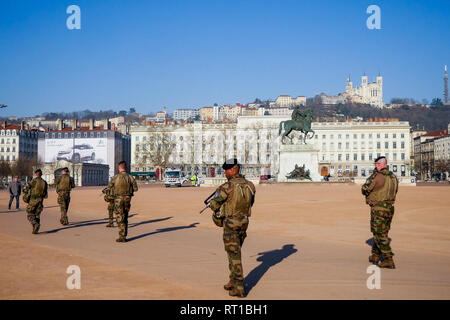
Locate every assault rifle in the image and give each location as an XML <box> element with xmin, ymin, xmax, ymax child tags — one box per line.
<box><xmin>199</xmin><ymin>190</ymin><xmax>217</xmax><ymax>214</ymax></box>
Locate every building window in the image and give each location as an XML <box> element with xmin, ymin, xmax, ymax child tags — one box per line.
<box><xmin>393</xmin><ymin>134</ymin><xmax>397</xmax><ymax>138</ymax></box>
<box><xmin>353</xmin><ymin>134</ymin><xmax>357</xmax><ymax>139</ymax></box>
<box><xmin>393</xmin><ymin>142</ymin><xmax>397</xmax><ymax>149</ymax></box>
<box><xmin>369</xmin><ymin>134</ymin><xmax>373</xmax><ymax>139</ymax></box>
<box><xmin>369</xmin><ymin>153</ymin><xmax>373</xmax><ymax>161</ymax></box>
<box><xmin>401</xmin><ymin>133</ymin><xmax>405</xmax><ymax>138</ymax></box>
<box><xmin>401</xmin><ymin>141</ymin><xmax>405</xmax><ymax>149</ymax></box>
<box><xmin>385</xmin><ymin>142</ymin><xmax>388</xmax><ymax>149</ymax></box>
<box><xmin>135</xmin><ymin>167</ymin><xmax>139</xmax><ymax>172</ymax></box>
<box><xmin>338</xmin><ymin>134</ymin><xmax>342</xmax><ymax>139</ymax></box>
<box><xmin>353</xmin><ymin>153</ymin><xmax>357</xmax><ymax>161</ymax></box>
<box><xmin>385</xmin><ymin>134</ymin><xmax>388</xmax><ymax>138</ymax></box>
<box><xmin>104</xmin><ymin>132</ymin><xmax>107</xmax><ymax>138</ymax></box>
<box><xmin>377</xmin><ymin>142</ymin><xmax>380</xmax><ymax>149</ymax></box>
<box><xmin>361</xmin><ymin>153</ymin><xmax>365</xmax><ymax>161</ymax></box>
<box><xmin>393</xmin><ymin>153</ymin><xmax>397</xmax><ymax>160</ymax></box>
<box><xmin>338</xmin><ymin>154</ymin><xmax>342</xmax><ymax>161</ymax></box>
<box><xmin>346</xmin><ymin>134</ymin><xmax>349</xmax><ymax>139</ymax></box>
<box><xmin>401</xmin><ymin>153</ymin><xmax>405</xmax><ymax>160</ymax></box>
<box><xmin>361</xmin><ymin>134</ymin><xmax>365</xmax><ymax>139</ymax></box>
<box><xmin>346</xmin><ymin>154</ymin><xmax>350</xmax><ymax>161</ymax></box>
<box><xmin>377</xmin><ymin>133</ymin><xmax>380</xmax><ymax>138</ymax></box>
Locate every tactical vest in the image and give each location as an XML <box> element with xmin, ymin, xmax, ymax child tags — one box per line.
<box><xmin>31</xmin><ymin>178</ymin><xmax>46</xmax><ymax>198</ymax></box>
<box><xmin>113</xmin><ymin>173</ymin><xmax>133</xmax><ymax>196</ymax></box>
<box><xmin>224</xmin><ymin>177</ymin><xmax>255</xmax><ymax>218</ymax></box>
<box><xmin>57</xmin><ymin>175</ymin><xmax>71</xmax><ymax>192</ymax></box>
<box><xmin>367</xmin><ymin>170</ymin><xmax>398</xmax><ymax>203</ymax></box>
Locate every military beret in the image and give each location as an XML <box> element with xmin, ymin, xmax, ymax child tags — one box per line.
<box><xmin>374</xmin><ymin>156</ymin><xmax>386</xmax><ymax>163</ymax></box>
<box><xmin>34</xmin><ymin>169</ymin><xmax>42</xmax><ymax>174</ymax></box>
<box><xmin>222</xmin><ymin>158</ymin><xmax>239</xmax><ymax>170</ymax></box>
<box><xmin>62</xmin><ymin>167</ymin><xmax>69</xmax><ymax>171</ymax></box>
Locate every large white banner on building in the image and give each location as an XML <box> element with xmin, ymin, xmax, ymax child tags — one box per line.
<box><xmin>44</xmin><ymin>138</ymin><xmax>108</xmax><ymax>165</ymax></box>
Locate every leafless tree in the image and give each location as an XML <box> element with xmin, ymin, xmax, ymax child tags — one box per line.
<box><xmin>135</xmin><ymin>132</ymin><xmax>176</xmax><ymax>180</ymax></box>
<box><xmin>0</xmin><ymin>160</ymin><xmax>11</xmax><ymax>183</ymax></box>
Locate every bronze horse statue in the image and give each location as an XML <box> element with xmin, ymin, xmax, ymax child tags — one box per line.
<box><xmin>279</xmin><ymin>109</ymin><xmax>315</xmax><ymax>144</ymax></box>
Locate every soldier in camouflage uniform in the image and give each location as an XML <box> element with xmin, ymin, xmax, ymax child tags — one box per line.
<box><xmin>102</xmin><ymin>186</ymin><xmax>115</xmax><ymax>227</ymax></box>
<box><xmin>23</xmin><ymin>169</ymin><xmax>48</xmax><ymax>234</ymax></box>
<box><xmin>209</xmin><ymin>159</ymin><xmax>256</xmax><ymax>297</ymax></box>
<box><xmin>106</xmin><ymin>161</ymin><xmax>138</xmax><ymax>242</ymax></box>
<box><xmin>361</xmin><ymin>156</ymin><xmax>398</xmax><ymax>269</ymax></box>
<box><xmin>54</xmin><ymin>167</ymin><xmax>75</xmax><ymax>225</ymax></box>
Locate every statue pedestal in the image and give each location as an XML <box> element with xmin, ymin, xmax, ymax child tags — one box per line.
<box><xmin>278</xmin><ymin>144</ymin><xmax>321</xmax><ymax>182</ymax></box>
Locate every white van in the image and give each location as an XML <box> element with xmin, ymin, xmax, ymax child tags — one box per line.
<box><xmin>164</xmin><ymin>170</ymin><xmax>184</xmax><ymax>187</ymax></box>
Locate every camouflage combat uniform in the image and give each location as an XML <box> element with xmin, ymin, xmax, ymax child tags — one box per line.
<box><xmin>102</xmin><ymin>187</ymin><xmax>115</xmax><ymax>227</ymax></box>
<box><xmin>210</xmin><ymin>173</ymin><xmax>256</xmax><ymax>297</ymax></box>
<box><xmin>362</xmin><ymin>168</ymin><xmax>398</xmax><ymax>268</ymax></box>
<box><xmin>24</xmin><ymin>176</ymin><xmax>48</xmax><ymax>234</ymax></box>
<box><xmin>55</xmin><ymin>174</ymin><xmax>75</xmax><ymax>225</ymax></box>
<box><xmin>106</xmin><ymin>171</ymin><xmax>138</xmax><ymax>242</ymax></box>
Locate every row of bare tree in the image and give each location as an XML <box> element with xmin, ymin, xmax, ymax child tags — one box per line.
<box><xmin>0</xmin><ymin>157</ymin><xmax>42</xmax><ymax>183</ymax></box>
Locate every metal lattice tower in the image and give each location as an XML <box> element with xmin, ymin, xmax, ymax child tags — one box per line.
<box><xmin>445</xmin><ymin>65</ymin><xmax>448</xmax><ymax>104</ymax></box>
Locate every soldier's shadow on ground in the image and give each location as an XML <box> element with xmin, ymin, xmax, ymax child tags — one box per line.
<box><xmin>128</xmin><ymin>216</ymin><xmax>173</xmax><ymax>228</ymax></box>
<box><xmin>244</xmin><ymin>244</ymin><xmax>298</xmax><ymax>295</ymax></box>
<box><xmin>126</xmin><ymin>222</ymin><xmax>199</xmax><ymax>242</ymax></box>
<box><xmin>41</xmin><ymin>214</ymin><xmax>137</xmax><ymax>234</ymax></box>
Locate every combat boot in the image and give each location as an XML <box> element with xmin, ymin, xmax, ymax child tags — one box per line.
<box><xmin>368</xmin><ymin>254</ymin><xmax>380</xmax><ymax>265</ymax></box>
<box><xmin>229</xmin><ymin>287</ymin><xmax>245</xmax><ymax>298</ymax></box>
<box><xmin>378</xmin><ymin>256</ymin><xmax>396</xmax><ymax>269</ymax></box>
<box><xmin>32</xmin><ymin>224</ymin><xmax>40</xmax><ymax>234</ymax></box>
<box><xmin>106</xmin><ymin>223</ymin><xmax>114</xmax><ymax>228</ymax></box>
<box><xmin>224</xmin><ymin>280</ymin><xmax>234</xmax><ymax>290</ymax></box>
<box><xmin>116</xmin><ymin>237</ymin><xmax>127</xmax><ymax>243</ymax></box>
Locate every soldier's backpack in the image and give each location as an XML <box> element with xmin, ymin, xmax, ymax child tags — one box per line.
<box><xmin>114</xmin><ymin>173</ymin><xmax>133</xmax><ymax>196</ymax></box>
<box><xmin>228</xmin><ymin>179</ymin><xmax>255</xmax><ymax>217</ymax></box>
<box><xmin>382</xmin><ymin>170</ymin><xmax>399</xmax><ymax>202</ymax></box>
<box><xmin>31</xmin><ymin>178</ymin><xmax>47</xmax><ymax>198</ymax></box>
<box><xmin>57</xmin><ymin>175</ymin><xmax>70</xmax><ymax>192</ymax></box>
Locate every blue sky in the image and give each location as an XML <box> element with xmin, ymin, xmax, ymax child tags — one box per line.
<box><xmin>0</xmin><ymin>0</ymin><xmax>449</xmax><ymax>117</ymax></box>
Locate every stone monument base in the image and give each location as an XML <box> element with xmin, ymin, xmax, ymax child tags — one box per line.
<box><xmin>278</xmin><ymin>144</ymin><xmax>321</xmax><ymax>182</ymax></box>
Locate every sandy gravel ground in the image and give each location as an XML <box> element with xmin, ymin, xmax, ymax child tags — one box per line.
<box><xmin>0</xmin><ymin>182</ymin><xmax>449</xmax><ymax>300</ymax></box>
